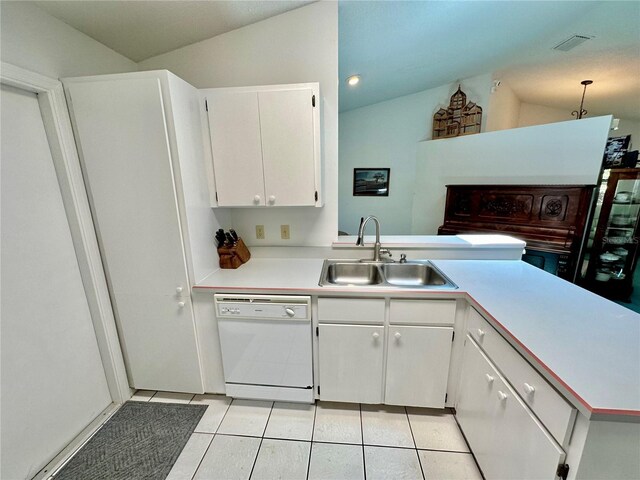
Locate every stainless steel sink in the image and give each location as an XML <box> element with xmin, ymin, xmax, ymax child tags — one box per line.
<box><xmin>319</xmin><ymin>259</ymin><xmax>457</xmax><ymax>289</ymax></box>
<box><xmin>382</xmin><ymin>263</ymin><xmax>448</xmax><ymax>286</ymax></box>
<box><xmin>325</xmin><ymin>262</ymin><xmax>383</xmax><ymax>285</ymax></box>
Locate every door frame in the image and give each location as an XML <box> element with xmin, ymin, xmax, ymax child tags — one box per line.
<box><xmin>1</xmin><ymin>62</ymin><xmax>131</xmax><ymax>403</ymax></box>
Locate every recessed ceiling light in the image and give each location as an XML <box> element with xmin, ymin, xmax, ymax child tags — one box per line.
<box><xmin>346</xmin><ymin>75</ymin><xmax>361</xmax><ymax>86</ymax></box>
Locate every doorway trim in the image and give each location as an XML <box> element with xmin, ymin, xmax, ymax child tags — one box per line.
<box><xmin>1</xmin><ymin>62</ymin><xmax>131</xmax><ymax>403</ymax></box>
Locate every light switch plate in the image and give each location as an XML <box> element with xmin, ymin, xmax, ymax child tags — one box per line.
<box><xmin>280</xmin><ymin>224</ymin><xmax>290</xmax><ymax>240</ymax></box>
<box><xmin>256</xmin><ymin>225</ymin><xmax>265</xmax><ymax>240</ymax></box>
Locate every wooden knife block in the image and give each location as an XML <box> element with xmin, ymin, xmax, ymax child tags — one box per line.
<box><xmin>218</xmin><ymin>237</ymin><xmax>251</xmax><ymax>269</ymax></box>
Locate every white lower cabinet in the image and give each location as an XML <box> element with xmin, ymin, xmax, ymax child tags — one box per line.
<box><xmin>316</xmin><ymin>297</ymin><xmax>455</xmax><ymax>407</ymax></box>
<box><xmin>385</xmin><ymin>325</ymin><xmax>453</xmax><ymax>407</ymax></box>
<box><xmin>318</xmin><ymin>323</ymin><xmax>384</xmax><ymax>403</ymax></box>
<box><xmin>457</xmin><ymin>336</ymin><xmax>566</xmax><ymax>480</ymax></box>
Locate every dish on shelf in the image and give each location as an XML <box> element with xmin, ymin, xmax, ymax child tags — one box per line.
<box><xmin>600</xmin><ymin>252</ymin><xmax>621</xmax><ymax>263</ymax></box>
<box><xmin>595</xmin><ymin>269</ymin><xmax>611</xmax><ymax>281</ymax></box>
<box><xmin>612</xmin><ymin>247</ymin><xmax>629</xmax><ymax>257</ymax></box>
<box><xmin>611</xmin><ymin>214</ymin><xmax>634</xmax><ymax>226</ymax></box>
<box><xmin>614</xmin><ymin>191</ymin><xmax>632</xmax><ymax>203</ymax></box>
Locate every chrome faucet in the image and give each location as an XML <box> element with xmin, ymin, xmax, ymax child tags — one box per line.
<box><xmin>356</xmin><ymin>215</ymin><xmax>392</xmax><ymax>262</ymax></box>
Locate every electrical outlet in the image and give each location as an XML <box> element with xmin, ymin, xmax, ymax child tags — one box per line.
<box><xmin>255</xmin><ymin>225</ymin><xmax>265</xmax><ymax>240</ymax></box>
<box><xmin>280</xmin><ymin>224</ymin><xmax>290</xmax><ymax>240</ymax></box>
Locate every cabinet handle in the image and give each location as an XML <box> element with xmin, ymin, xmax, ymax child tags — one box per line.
<box><xmin>497</xmin><ymin>390</ymin><xmax>508</xmax><ymax>401</ymax></box>
<box><xmin>485</xmin><ymin>373</ymin><xmax>494</xmax><ymax>384</ymax></box>
<box><xmin>284</xmin><ymin>307</ymin><xmax>295</xmax><ymax>317</ymax></box>
<box><xmin>253</xmin><ymin>195</ymin><xmax>261</xmax><ymax>204</ymax></box>
<box><xmin>178</xmin><ymin>301</ymin><xmax>185</xmax><ymax>308</ymax></box>
<box><xmin>394</xmin><ymin>332</ymin><xmax>401</xmax><ymax>339</ymax></box>
<box><xmin>176</xmin><ymin>286</ymin><xmax>183</xmax><ymax>293</ymax></box>
<box><xmin>523</xmin><ymin>382</ymin><xmax>536</xmax><ymax>395</ymax></box>
<box><xmin>477</xmin><ymin>328</ymin><xmax>485</xmax><ymax>338</ymax></box>
<box><xmin>268</xmin><ymin>195</ymin><xmax>276</xmax><ymax>204</ymax></box>
<box><xmin>372</xmin><ymin>332</ymin><xmax>380</xmax><ymax>340</ymax></box>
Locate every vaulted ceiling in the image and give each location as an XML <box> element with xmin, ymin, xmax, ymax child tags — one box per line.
<box><xmin>31</xmin><ymin>0</ymin><xmax>640</xmax><ymax>119</ymax></box>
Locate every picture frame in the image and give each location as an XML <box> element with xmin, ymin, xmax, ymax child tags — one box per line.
<box><xmin>603</xmin><ymin>135</ymin><xmax>631</xmax><ymax>169</ymax></box>
<box><xmin>353</xmin><ymin>168</ymin><xmax>390</xmax><ymax>196</ymax></box>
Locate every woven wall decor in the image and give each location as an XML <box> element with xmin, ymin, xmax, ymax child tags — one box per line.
<box><xmin>432</xmin><ymin>85</ymin><xmax>482</xmax><ymax>139</ymax></box>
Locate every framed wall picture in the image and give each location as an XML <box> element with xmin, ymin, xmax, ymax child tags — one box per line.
<box><xmin>353</xmin><ymin>168</ymin><xmax>390</xmax><ymax>196</ymax></box>
<box><xmin>603</xmin><ymin>135</ymin><xmax>631</xmax><ymax>169</ymax></box>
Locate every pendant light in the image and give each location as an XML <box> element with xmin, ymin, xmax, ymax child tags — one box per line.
<box><xmin>572</xmin><ymin>80</ymin><xmax>593</xmax><ymax>119</ymax></box>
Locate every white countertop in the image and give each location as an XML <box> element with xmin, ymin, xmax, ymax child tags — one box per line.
<box><xmin>195</xmin><ymin>258</ymin><xmax>640</xmax><ymax>420</ymax></box>
<box><xmin>333</xmin><ymin>234</ymin><xmax>526</xmax><ymax>249</ymax></box>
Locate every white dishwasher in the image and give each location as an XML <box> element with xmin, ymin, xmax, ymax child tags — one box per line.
<box><xmin>214</xmin><ymin>294</ymin><xmax>314</xmax><ymax>403</ymax></box>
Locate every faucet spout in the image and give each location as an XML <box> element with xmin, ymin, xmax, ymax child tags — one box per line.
<box><xmin>356</xmin><ymin>215</ymin><xmax>390</xmax><ymax>262</ymax></box>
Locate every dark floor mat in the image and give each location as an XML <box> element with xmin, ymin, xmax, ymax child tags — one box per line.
<box><xmin>55</xmin><ymin>400</ymin><xmax>206</xmax><ymax>480</ymax></box>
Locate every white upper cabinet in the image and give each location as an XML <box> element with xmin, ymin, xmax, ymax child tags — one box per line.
<box><xmin>206</xmin><ymin>91</ymin><xmax>265</xmax><ymax>206</ymax></box>
<box><xmin>204</xmin><ymin>83</ymin><xmax>322</xmax><ymax>207</ymax></box>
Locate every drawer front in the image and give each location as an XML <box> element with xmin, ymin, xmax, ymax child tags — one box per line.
<box><xmin>318</xmin><ymin>297</ymin><xmax>385</xmax><ymax>324</ymax></box>
<box><xmin>389</xmin><ymin>299</ymin><xmax>455</xmax><ymax>325</ymax></box>
<box><xmin>467</xmin><ymin>308</ymin><xmax>576</xmax><ymax>446</ymax></box>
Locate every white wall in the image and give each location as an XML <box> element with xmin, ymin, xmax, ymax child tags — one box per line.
<box><xmin>518</xmin><ymin>102</ymin><xmax>573</xmax><ymax>128</ymax></box>
<box><xmin>339</xmin><ymin>74</ymin><xmax>491</xmax><ymax>235</ymax></box>
<box><xmin>485</xmin><ymin>82</ymin><xmax>521</xmax><ymax>132</ymax></box>
<box><xmin>519</xmin><ymin>102</ymin><xmax>640</xmax><ymax>148</ymax></box>
<box><xmin>0</xmin><ymin>2</ymin><xmax>136</xmax><ymax>78</ymax></box>
<box><xmin>412</xmin><ymin>116</ymin><xmax>613</xmax><ymax>234</ymax></box>
<box><xmin>139</xmin><ymin>2</ymin><xmax>338</xmax><ymax>246</ymax></box>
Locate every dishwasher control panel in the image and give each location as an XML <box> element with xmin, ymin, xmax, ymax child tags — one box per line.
<box><xmin>214</xmin><ymin>294</ymin><xmax>311</xmax><ymax>320</ymax></box>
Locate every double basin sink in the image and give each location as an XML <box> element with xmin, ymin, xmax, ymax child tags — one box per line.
<box><xmin>319</xmin><ymin>259</ymin><xmax>457</xmax><ymax>289</ymax></box>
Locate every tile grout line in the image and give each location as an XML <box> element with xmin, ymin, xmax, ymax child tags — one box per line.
<box><xmin>188</xmin><ymin>395</ymin><xmax>234</xmax><ymax>479</ymax></box>
<box><xmin>359</xmin><ymin>403</ymin><xmax>367</xmax><ymax>480</ymax></box>
<box><xmin>246</xmin><ymin>401</ymin><xmax>274</xmax><ymax>479</ymax></box>
<box><xmin>305</xmin><ymin>402</ymin><xmax>318</xmax><ymax>480</ymax></box>
<box><xmin>186</xmin><ymin>433</ymin><xmax>215</xmax><ymax>480</ymax></box>
<box><xmin>452</xmin><ymin>412</ymin><xmax>485</xmax><ymax>479</ymax></box>
<box><xmin>405</xmin><ymin>407</ymin><xmax>426</xmax><ymax>480</ymax></box>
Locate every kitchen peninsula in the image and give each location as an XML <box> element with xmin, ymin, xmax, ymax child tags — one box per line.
<box><xmin>194</xmin><ymin>244</ymin><xmax>640</xmax><ymax>480</ymax></box>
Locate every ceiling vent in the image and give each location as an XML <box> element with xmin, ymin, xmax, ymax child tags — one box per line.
<box><xmin>553</xmin><ymin>35</ymin><xmax>593</xmax><ymax>52</ymax></box>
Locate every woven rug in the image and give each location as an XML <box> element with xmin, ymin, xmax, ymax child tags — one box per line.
<box><xmin>55</xmin><ymin>401</ymin><xmax>206</xmax><ymax>480</ymax></box>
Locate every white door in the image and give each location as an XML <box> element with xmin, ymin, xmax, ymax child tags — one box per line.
<box><xmin>318</xmin><ymin>324</ymin><xmax>384</xmax><ymax>403</ymax></box>
<box><xmin>206</xmin><ymin>91</ymin><xmax>265</xmax><ymax>206</ymax></box>
<box><xmin>66</xmin><ymin>77</ymin><xmax>204</xmax><ymax>393</ymax></box>
<box><xmin>259</xmin><ymin>89</ymin><xmax>316</xmax><ymax>206</ymax></box>
<box><xmin>385</xmin><ymin>326</ymin><xmax>453</xmax><ymax>408</ymax></box>
<box><xmin>1</xmin><ymin>84</ymin><xmax>112</xmax><ymax>480</ymax></box>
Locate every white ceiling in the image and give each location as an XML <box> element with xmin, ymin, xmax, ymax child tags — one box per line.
<box><xmin>31</xmin><ymin>0</ymin><xmax>639</xmax><ymax>119</ymax></box>
<box><xmin>33</xmin><ymin>0</ymin><xmax>314</xmax><ymax>62</ymax></box>
<box><xmin>339</xmin><ymin>1</ymin><xmax>640</xmax><ymax>118</ymax></box>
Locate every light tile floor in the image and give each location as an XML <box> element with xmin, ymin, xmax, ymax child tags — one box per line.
<box><xmin>136</xmin><ymin>391</ymin><xmax>484</xmax><ymax>480</ymax></box>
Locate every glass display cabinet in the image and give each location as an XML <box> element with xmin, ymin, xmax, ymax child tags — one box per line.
<box><xmin>580</xmin><ymin>168</ymin><xmax>640</xmax><ymax>301</ymax></box>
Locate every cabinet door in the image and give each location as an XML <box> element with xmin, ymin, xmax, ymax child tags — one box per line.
<box><xmin>66</xmin><ymin>78</ymin><xmax>190</xmax><ymax>296</ymax></box>
<box><xmin>457</xmin><ymin>337</ymin><xmax>565</xmax><ymax>480</ymax></box>
<box><xmin>318</xmin><ymin>324</ymin><xmax>384</xmax><ymax>403</ymax></box>
<box><xmin>66</xmin><ymin>77</ymin><xmax>204</xmax><ymax>392</ymax></box>
<box><xmin>259</xmin><ymin>89</ymin><xmax>316</xmax><ymax>206</ymax></box>
<box><xmin>385</xmin><ymin>326</ymin><xmax>453</xmax><ymax>408</ymax></box>
<box><xmin>456</xmin><ymin>336</ymin><xmax>504</xmax><ymax>479</ymax></box>
<box><xmin>114</xmin><ymin>293</ymin><xmax>203</xmax><ymax>393</ymax></box>
<box><xmin>206</xmin><ymin>92</ymin><xmax>265</xmax><ymax>206</ymax></box>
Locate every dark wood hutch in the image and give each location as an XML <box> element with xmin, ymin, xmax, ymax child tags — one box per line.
<box><xmin>438</xmin><ymin>185</ymin><xmax>595</xmax><ymax>281</ymax></box>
